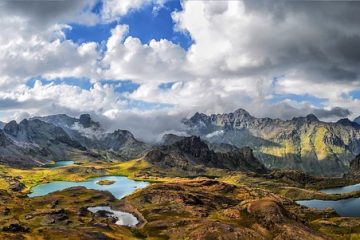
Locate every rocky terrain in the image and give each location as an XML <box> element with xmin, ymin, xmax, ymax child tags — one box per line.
<box><xmin>2</xmin><ymin>112</ymin><xmax>360</xmax><ymax>239</ymax></box>
<box><xmin>2</xmin><ymin>178</ymin><xmax>359</xmax><ymax>240</ymax></box>
<box><xmin>126</xmin><ymin>179</ymin><xmax>339</xmax><ymax>240</ymax></box>
<box><xmin>0</xmin><ymin>187</ymin><xmax>142</xmax><ymax>240</ymax></box>
<box><xmin>145</xmin><ymin>136</ymin><xmax>268</xmax><ymax>175</ymax></box>
<box><xmin>184</xmin><ymin>108</ymin><xmax>360</xmax><ymax>176</ymax></box>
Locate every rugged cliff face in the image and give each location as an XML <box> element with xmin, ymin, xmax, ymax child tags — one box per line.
<box><xmin>184</xmin><ymin>108</ymin><xmax>360</xmax><ymax>176</ymax></box>
<box><xmin>145</xmin><ymin>136</ymin><xmax>268</xmax><ymax>174</ymax></box>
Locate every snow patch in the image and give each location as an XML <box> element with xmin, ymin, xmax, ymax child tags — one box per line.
<box><xmin>205</xmin><ymin>130</ymin><xmax>224</xmax><ymax>139</ymax></box>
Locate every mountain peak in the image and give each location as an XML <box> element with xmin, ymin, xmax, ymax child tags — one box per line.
<box><xmin>292</xmin><ymin>114</ymin><xmax>319</xmax><ymax>123</ymax></box>
<box><xmin>337</xmin><ymin>118</ymin><xmax>359</xmax><ymax>127</ymax></box>
<box><xmin>79</xmin><ymin>114</ymin><xmax>97</xmax><ymax>128</ymax></box>
<box><xmin>4</xmin><ymin>120</ymin><xmax>19</xmax><ymax>137</ymax></box>
<box><xmin>305</xmin><ymin>114</ymin><xmax>319</xmax><ymax>122</ymax></box>
<box><xmin>234</xmin><ymin>108</ymin><xmax>251</xmax><ymax>116</ymax></box>
<box><xmin>189</xmin><ymin>112</ymin><xmax>208</xmax><ymax>122</ymax></box>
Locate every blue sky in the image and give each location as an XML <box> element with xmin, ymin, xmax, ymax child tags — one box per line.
<box><xmin>2</xmin><ymin>0</ymin><xmax>359</xmax><ymax>124</ymax></box>
<box><xmin>66</xmin><ymin>0</ymin><xmax>192</xmax><ymax>50</ymax></box>
<box><xmin>63</xmin><ymin>0</ymin><xmax>349</xmax><ymax>113</ymax></box>
<box><xmin>56</xmin><ymin>0</ymin><xmax>189</xmax><ymax>111</ymax></box>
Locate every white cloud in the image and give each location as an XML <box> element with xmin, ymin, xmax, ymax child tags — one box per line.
<box><xmin>2</xmin><ymin>0</ymin><xmax>360</xmax><ymax>140</ymax></box>
<box><xmin>102</xmin><ymin>24</ymin><xmax>188</xmax><ymax>83</ymax></box>
<box><xmin>101</xmin><ymin>0</ymin><xmax>167</xmax><ymax>22</ymax></box>
<box><xmin>0</xmin><ymin>11</ymin><xmax>100</xmax><ymax>89</ymax></box>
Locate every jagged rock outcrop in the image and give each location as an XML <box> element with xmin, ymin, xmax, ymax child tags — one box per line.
<box><xmin>145</xmin><ymin>136</ymin><xmax>268</xmax><ymax>174</ymax></box>
<box><xmin>100</xmin><ymin>130</ymin><xmax>148</xmax><ymax>159</ymax></box>
<box><xmin>184</xmin><ymin>108</ymin><xmax>360</xmax><ymax>176</ymax></box>
<box><xmin>78</xmin><ymin>114</ymin><xmax>100</xmax><ymax>129</ymax></box>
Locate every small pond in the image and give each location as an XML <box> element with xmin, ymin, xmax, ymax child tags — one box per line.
<box><xmin>88</xmin><ymin>206</ymin><xmax>139</xmax><ymax>226</ymax></box>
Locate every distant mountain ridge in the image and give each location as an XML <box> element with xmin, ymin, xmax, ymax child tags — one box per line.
<box><xmin>354</xmin><ymin>116</ymin><xmax>360</xmax><ymax>125</ymax></box>
<box><xmin>3</xmin><ymin>110</ymin><xmax>360</xmax><ymax>176</ymax></box>
<box><xmin>0</xmin><ymin>114</ymin><xmax>148</xmax><ymax>168</ymax></box>
<box><xmin>184</xmin><ymin>108</ymin><xmax>360</xmax><ymax>176</ymax></box>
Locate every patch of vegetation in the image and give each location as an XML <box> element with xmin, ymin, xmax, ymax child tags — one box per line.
<box><xmin>96</xmin><ymin>180</ymin><xmax>115</xmax><ymax>185</ymax></box>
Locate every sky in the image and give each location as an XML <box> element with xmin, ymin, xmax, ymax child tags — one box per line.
<box><xmin>1</xmin><ymin>0</ymin><xmax>360</xmax><ymax>141</ymax></box>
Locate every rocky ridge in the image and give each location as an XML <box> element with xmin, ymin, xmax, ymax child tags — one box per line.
<box><xmin>145</xmin><ymin>135</ymin><xmax>268</xmax><ymax>174</ymax></box>
<box><xmin>184</xmin><ymin>108</ymin><xmax>360</xmax><ymax>176</ymax></box>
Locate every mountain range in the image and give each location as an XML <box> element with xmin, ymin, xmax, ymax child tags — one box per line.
<box><xmin>0</xmin><ymin>113</ymin><xmax>268</xmax><ymax>175</ymax></box>
<box><xmin>2</xmin><ymin>109</ymin><xmax>360</xmax><ymax>176</ymax></box>
<box><xmin>184</xmin><ymin>109</ymin><xmax>360</xmax><ymax>176</ymax></box>
<box><xmin>0</xmin><ymin>114</ymin><xmax>148</xmax><ymax>168</ymax></box>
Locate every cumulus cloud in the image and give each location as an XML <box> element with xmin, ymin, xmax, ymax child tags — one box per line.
<box><xmin>0</xmin><ymin>3</ymin><xmax>100</xmax><ymax>89</ymax></box>
<box><xmin>102</xmin><ymin>24</ymin><xmax>188</xmax><ymax>83</ymax></box>
<box><xmin>101</xmin><ymin>0</ymin><xmax>167</xmax><ymax>22</ymax></box>
<box><xmin>2</xmin><ymin>0</ymin><xmax>360</xmax><ymax>141</ymax></box>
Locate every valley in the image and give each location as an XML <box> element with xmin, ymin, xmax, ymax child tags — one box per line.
<box><xmin>1</xmin><ymin>112</ymin><xmax>360</xmax><ymax>239</ymax></box>
<box><xmin>3</xmin><ymin>1</ymin><xmax>360</xmax><ymax>239</ymax></box>
<box><xmin>2</xmin><ymin>158</ymin><xmax>360</xmax><ymax>239</ymax></box>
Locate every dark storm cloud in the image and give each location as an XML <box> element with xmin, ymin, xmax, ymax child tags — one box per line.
<box><xmin>258</xmin><ymin>102</ymin><xmax>351</xmax><ymax>121</ymax></box>
<box><xmin>239</xmin><ymin>0</ymin><xmax>360</xmax><ymax>84</ymax></box>
<box><xmin>0</xmin><ymin>0</ymin><xmax>97</xmax><ymax>26</ymax></box>
<box><xmin>0</xmin><ymin>98</ymin><xmax>49</xmax><ymax>110</ymax></box>
<box><xmin>336</xmin><ymin>35</ymin><xmax>360</xmax><ymax>63</ymax></box>
<box><xmin>313</xmin><ymin>107</ymin><xmax>352</xmax><ymax>119</ymax></box>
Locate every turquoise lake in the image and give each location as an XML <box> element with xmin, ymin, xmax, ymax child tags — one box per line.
<box><xmin>28</xmin><ymin>176</ymin><xmax>149</xmax><ymax>199</ymax></box>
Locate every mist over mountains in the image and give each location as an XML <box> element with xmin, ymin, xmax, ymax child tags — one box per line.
<box><xmin>1</xmin><ymin>108</ymin><xmax>360</xmax><ymax>176</ymax></box>
<box><xmin>0</xmin><ymin>114</ymin><xmax>148</xmax><ymax>168</ymax></box>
